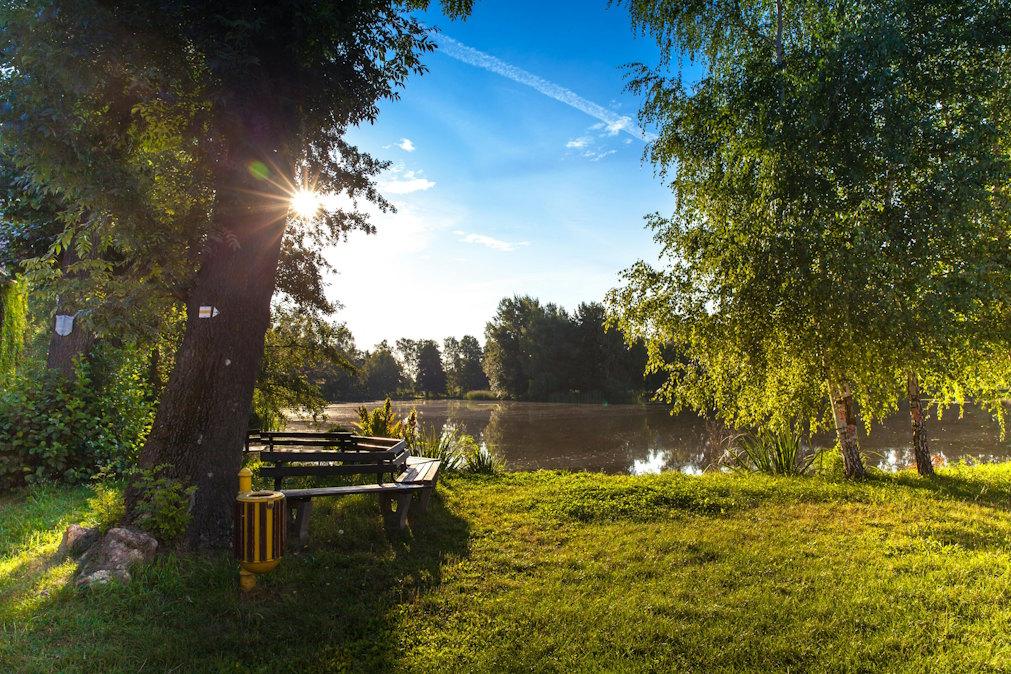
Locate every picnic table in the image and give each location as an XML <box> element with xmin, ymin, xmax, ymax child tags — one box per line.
<box><xmin>246</xmin><ymin>430</ymin><xmax>442</xmax><ymax>545</ymax></box>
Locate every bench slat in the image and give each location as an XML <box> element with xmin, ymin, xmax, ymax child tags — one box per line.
<box><xmin>396</xmin><ymin>458</ymin><xmax>441</xmax><ymax>485</ymax></box>
<box><xmin>261</xmin><ymin>465</ymin><xmax>394</xmax><ymax>479</ymax></box>
<box><xmin>261</xmin><ymin>450</ymin><xmax>399</xmax><ymax>462</ymax></box>
<box><xmin>258</xmin><ymin>431</ymin><xmax>353</xmax><ymax>438</ymax></box>
<box><xmin>282</xmin><ymin>483</ymin><xmax>424</xmax><ymax>499</ymax></box>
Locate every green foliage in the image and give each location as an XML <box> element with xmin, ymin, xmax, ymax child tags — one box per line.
<box><xmin>409</xmin><ymin>422</ymin><xmax>502</xmax><ymax>475</ymax></box>
<box><xmin>813</xmin><ymin>444</ymin><xmax>848</xmax><ymax>480</ymax></box>
<box><xmin>412</xmin><ymin>424</ymin><xmax>468</xmax><ymax>470</ymax></box>
<box><xmin>354</xmin><ymin>399</ymin><xmax>417</xmax><ymax>443</ymax></box>
<box><xmin>321</xmin><ymin>340</ymin><xmax>406</xmax><ymax>402</ymax></box>
<box><xmin>0</xmin><ymin>348</ymin><xmax>155</xmax><ymax>489</ymax></box>
<box><xmin>0</xmin><ymin>0</ymin><xmax>473</xmax><ymax>334</ymax></box>
<box><xmin>410</xmin><ymin>421</ymin><xmax>502</xmax><ymax>474</ymax></box>
<box><xmin>460</xmin><ymin>442</ymin><xmax>504</xmax><ymax>475</ymax></box>
<box><xmin>129</xmin><ymin>465</ymin><xmax>195</xmax><ymax>544</ymax></box>
<box><xmin>361</xmin><ymin>342</ymin><xmax>407</xmax><ymax>400</ymax></box>
<box><xmin>86</xmin><ymin>484</ymin><xmax>125</xmax><ymax>533</ymax></box>
<box><xmin>0</xmin><ymin>276</ymin><xmax>27</xmax><ymax>378</ymax></box>
<box><xmin>725</xmin><ymin>428</ymin><xmax>815</xmax><ymax>476</ymax></box>
<box><xmin>443</xmin><ymin>336</ymin><xmax>488</xmax><ymax>396</ymax></box>
<box><xmin>415</xmin><ymin>340</ymin><xmax>448</xmax><ymax>397</ymax></box>
<box><xmin>484</xmin><ymin>297</ymin><xmax>653</xmax><ymax>401</ymax></box>
<box><xmin>253</xmin><ymin>308</ymin><xmax>355</xmax><ymax>430</ymax></box>
<box><xmin>396</xmin><ymin>338</ymin><xmax>448</xmax><ymax>397</ymax></box>
<box><xmin>609</xmin><ymin>0</ymin><xmax>1011</xmax><ymax>445</ymax></box>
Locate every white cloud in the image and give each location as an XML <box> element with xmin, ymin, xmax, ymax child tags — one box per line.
<box><xmin>381</xmin><ymin>177</ymin><xmax>436</xmax><ymax>194</ymax></box>
<box><xmin>583</xmin><ymin>149</ymin><xmax>616</xmax><ymax>162</ymax></box>
<box><xmin>435</xmin><ymin>34</ymin><xmax>655</xmax><ymax>143</ymax></box>
<box><xmin>456</xmin><ymin>231</ymin><xmax>530</xmax><ymax>252</ymax></box>
<box><xmin>398</xmin><ymin>138</ymin><xmax>415</xmax><ymax>152</ymax></box>
<box><xmin>379</xmin><ymin>167</ymin><xmax>435</xmax><ymax>194</ymax></box>
<box><xmin>604</xmin><ymin>116</ymin><xmax>632</xmax><ymax>135</ymax></box>
<box><xmin>565</xmin><ymin>137</ymin><xmax>590</xmax><ymax>149</ymax></box>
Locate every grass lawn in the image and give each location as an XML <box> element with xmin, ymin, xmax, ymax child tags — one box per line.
<box><xmin>3</xmin><ymin>465</ymin><xmax>1011</xmax><ymax>672</ymax></box>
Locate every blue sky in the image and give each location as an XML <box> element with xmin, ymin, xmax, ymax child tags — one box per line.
<box><xmin>326</xmin><ymin>0</ymin><xmax>676</xmax><ymax>349</ymax></box>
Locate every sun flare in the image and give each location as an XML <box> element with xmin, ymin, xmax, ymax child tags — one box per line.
<box><xmin>290</xmin><ymin>188</ymin><xmax>320</xmax><ymax>220</ymax></box>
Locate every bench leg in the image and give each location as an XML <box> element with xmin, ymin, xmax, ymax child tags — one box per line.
<box><xmin>379</xmin><ymin>494</ymin><xmax>411</xmax><ymax>529</ymax></box>
<box><xmin>394</xmin><ymin>493</ymin><xmax>412</xmax><ymax>530</ymax></box>
<box><xmin>291</xmin><ymin>499</ymin><xmax>312</xmax><ymax>547</ymax></box>
<box><xmin>417</xmin><ymin>487</ymin><xmax>434</xmax><ymax>514</ymax></box>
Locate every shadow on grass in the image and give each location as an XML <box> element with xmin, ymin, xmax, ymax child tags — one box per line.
<box><xmin>2</xmin><ymin>489</ymin><xmax>470</xmax><ymax>673</ymax></box>
<box><xmin>885</xmin><ymin>469</ymin><xmax>1011</xmax><ymax>511</ymax></box>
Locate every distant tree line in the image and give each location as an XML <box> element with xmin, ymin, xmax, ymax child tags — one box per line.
<box><xmin>310</xmin><ymin>335</ymin><xmax>491</xmax><ymax>402</ymax></box>
<box><xmin>284</xmin><ymin>296</ymin><xmax>656</xmax><ymax>405</ymax></box>
<box><xmin>483</xmin><ymin>297</ymin><xmax>660</xmax><ymax>402</ymax></box>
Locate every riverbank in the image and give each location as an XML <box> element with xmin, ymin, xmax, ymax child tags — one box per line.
<box><xmin>3</xmin><ymin>466</ymin><xmax>1011</xmax><ymax>671</ymax></box>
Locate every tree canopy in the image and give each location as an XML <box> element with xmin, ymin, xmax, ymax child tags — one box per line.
<box><xmin>609</xmin><ymin>0</ymin><xmax>1011</xmax><ymax>476</ymax></box>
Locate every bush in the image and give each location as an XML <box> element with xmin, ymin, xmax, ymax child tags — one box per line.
<box><xmin>813</xmin><ymin>444</ymin><xmax>847</xmax><ymax>479</ymax></box>
<box><xmin>130</xmin><ymin>465</ymin><xmax>196</xmax><ymax>544</ymax></box>
<box><xmin>354</xmin><ymin>398</ymin><xmax>417</xmax><ymax>443</ymax></box>
<box><xmin>87</xmin><ymin>484</ymin><xmax>126</xmax><ymax>532</ymax></box>
<box><xmin>0</xmin><ymin>349</ymin><xmax>156</xmax><ymax>489</ymax></box>
<box><xmin>724</xmin><ymin>428</ymin><xmax>814</xmax><ymax>476</ymax></box>
<box><xmin>463</xmin><ymin>390</ymin><xmax>498</xmax><ymax>401</ymax></box>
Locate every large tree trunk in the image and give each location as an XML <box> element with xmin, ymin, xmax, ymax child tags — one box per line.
<box><xmin>829</xmin><ymin>380</ymin><xmax>866</xmax><ymax>478</ymax></box>
<box><xmin>46</xmin><ymin>245</ymin><xmax>94</xmax><ymax>378</ymax></box>
<box><xmin>907</xmin><ymin>372</ymin><xmax>934</xmax><ymax>476</ymax></box>
<box><xmin>131</xmin><ymin>103</ymin><xmax>292</xmax><ymax>549</ymax></box>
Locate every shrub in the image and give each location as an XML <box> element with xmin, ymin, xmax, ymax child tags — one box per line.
<box><xmin>130</xmin><ymin>465</ymin><xmax>196</xmax><ymax>544</ymax></box>
<box><xmin>463</xmin><ymin>390</ymin><xmax>497</xmax><ymax>401</ymax></box>
<box><xmin>87</xmin><ymin>484</ymin><xmax>126</xmax><ymax>532</ymax></box>
<box><xmin>724</xmin><ymin>428</ymin><xmax>814</xmax><ymax>476</ymax></box>
<box><xmin>813</xmin><ymin>444</ymin><xmax>847</xmax><ymax>479</ymax></box>
<box><xmin>0</xmin><ymin>349</ymin><xmax>156</xmax><ymax>489</ymax></box>
<box><xmin>354</xmin><ymin>398</ymin><xmax>417</xmax><ymax>443</ymax></box>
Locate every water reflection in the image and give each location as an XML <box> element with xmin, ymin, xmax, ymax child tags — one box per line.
<box><xmin>302</xmin><ymin>400</ymin><xmax>1011</xmax><ymax>475</ymax></box>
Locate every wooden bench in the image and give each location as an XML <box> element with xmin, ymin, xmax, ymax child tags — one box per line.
<box><xmin>255</xmin><ymin>437</ymin><xmax>442</xmax><ymax>544</ymax></box>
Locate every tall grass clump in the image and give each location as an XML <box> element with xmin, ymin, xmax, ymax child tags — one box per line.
<box><xmin>725</xmin><ymin>427</ymin><xmax>814</xmax><ymax>476</ymax></box>
<box><xmin>413</xmin><ymin>423</ymin><xmax>468</xmax><ymax>470</ymax></box>
<box><xmin>411</xmin><ymin>422</ymin><xmax>504</xmax><ymax>474</ymax></box>
<box><xmin>463</xmin><ymin>443</ymin><xmax>504</xmax><ymax>474</ymax></box>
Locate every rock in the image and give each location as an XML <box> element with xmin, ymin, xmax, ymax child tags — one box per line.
<box><xmin>75</xmin><ymin>527</ymin><xmax>157</xmax><ymax>589</ymax></box>
<box><xmin>55</xmin><ymin>524</ymin><xmax>100</xmax><ymax>561</ymax></box>
<box><xmin>75</xmin><ymin>568</ymin><xmax>131</xmax><ymax>587</ymax></box>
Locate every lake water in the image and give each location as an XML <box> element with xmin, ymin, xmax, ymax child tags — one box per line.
<box><xmin>296</xmin><ymin>400</ymin><xmax>1011</xmax><ymax>474</ymax></box>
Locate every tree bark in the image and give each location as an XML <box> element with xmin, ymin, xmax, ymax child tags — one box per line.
<box><xmin>131</xmin><ymin>101</ymin><xmax>292</xmax><ymax>549</ymax></box>
<box><xmin>829</xmin><ymin>380</ymin><xmax>866</xmax><ymax>478</ymax></box>
<box><xmin>46</xmin><ymin>245</ymin><xmax>94</xmax><ymax>378</ymax></box>
<box><xmin>907</xmin><ymin>372</ymin><xmax>934</xmax><ymax>476</ymax></box>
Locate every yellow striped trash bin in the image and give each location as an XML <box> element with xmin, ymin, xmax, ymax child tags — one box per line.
<box><xmin>234</xmin><ymin>469</ymin><xmax>286</xmax><ymax>591</ymax></box>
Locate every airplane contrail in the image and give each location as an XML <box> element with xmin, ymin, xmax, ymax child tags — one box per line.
<box><xmin>434</xmin><ymin>34</ymin><xmax>655</xmax><ymax>144</ymax></box>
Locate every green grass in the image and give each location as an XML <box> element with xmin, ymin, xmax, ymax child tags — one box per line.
<box><xmin>4</xmin><ymin>465</ymin><xmax>1011</xmax><ymax>672</ymax></box>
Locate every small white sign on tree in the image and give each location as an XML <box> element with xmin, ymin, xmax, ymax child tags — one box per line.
<box><xmin>55</xmin><ymin>314</ymin><xmax>74</xmax><ymax>336</ymax></box>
